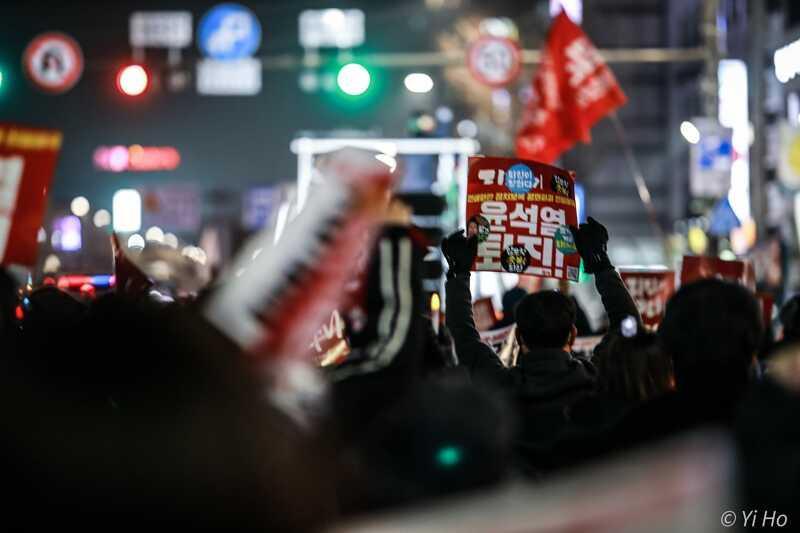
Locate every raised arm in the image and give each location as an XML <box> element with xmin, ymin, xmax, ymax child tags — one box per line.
<box><xmin>442</xmin><ymin>231</ymin><xmax>510</xmax><ymax>384</ymax></box>
<box><xmin>570</xmin><ymin>217</ymin><xmax>641</xmax><ymax>333</ymax></box>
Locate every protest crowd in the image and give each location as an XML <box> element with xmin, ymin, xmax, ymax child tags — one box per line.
<box><xmin>1</xmin><ymin>185</ymin><xmax>799</xmax><ymax>531</ymax></box>
<box><xmin>3</xmin><ymin>5</ymin><xmax>800</xmax><ymax>532</ymax></box>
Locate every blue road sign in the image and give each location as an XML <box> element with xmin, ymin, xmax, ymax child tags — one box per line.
<box><xmin>198</xmin><ymin>3</ymin><xmax>261</xmax><ymax>60</ymax></box>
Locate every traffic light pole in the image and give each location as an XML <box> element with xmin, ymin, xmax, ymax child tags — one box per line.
<box><xmin>260</xmin><ymin>47</ymin><xmax>707</xmax><ymax>70</ymax></box>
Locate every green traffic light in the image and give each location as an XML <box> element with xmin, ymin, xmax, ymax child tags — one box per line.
<box><xmin>337</xmin><ymin>63</ymin><xmax>371</xmax><ymax>96</ymax></box>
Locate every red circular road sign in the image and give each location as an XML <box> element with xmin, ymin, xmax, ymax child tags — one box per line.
<box><xmin>23</xmin><ymin>32</ymin><xmax>84</xmax><ymax>94</ymax></box>
<box><xmin>467</xmin><ymin>36</ymin><xmax>522</xmax><ymax>88</ymax></box>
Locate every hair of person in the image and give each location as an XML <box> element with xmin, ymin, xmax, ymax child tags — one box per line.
<box><xmin>514</xmin><ymin>290</ymin><xmax>576</xmax><ymax>350</ymax></box>
<box><xmin>593</xmin><ymin>331</ymin><xmax>673</xmax><ymax>402</ymax></box>
<box><xmin>658</xmin><ymin>278</ymin><xmax>762</xmax><ymax>395</ymax></box>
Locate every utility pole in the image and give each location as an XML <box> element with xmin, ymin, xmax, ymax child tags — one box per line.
<box><xmin>749</xmin><ymin>0</ymin><xmax>767</xmax><ymax>239</ymax></box>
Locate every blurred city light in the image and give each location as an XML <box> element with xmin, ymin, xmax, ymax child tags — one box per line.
<box><xmin>112</xmin><ymin>189</ymin><xmax>142</xmax><ymax>232</ymax></box>
<box><xmin>37</xmin><ymin>227</ymin><xmax>47</xmax><ymax>243</ymax></box>
<box><xmin>774</xmin><ymin>37</ymin><xmax>800</xmax><ymax>83</ymax></box>
<box><xmin>70</xmin><ymin>196</ymin><xmax>90</xmax><ymax>217</ymax></box>
<box><xmin>478</xmin><ymin>17</ymin><xmax>519</xmax><ymax>39</ymax></box>
<box><xmin>550</xmin><ymin>0</ymin><xmax>583</xmax><ymax>24</ymax></box>
<box><xmin>145</xmin><ymin>226</ymin><xmax>165</xmax><ymax>243</ymax></box>
<box><xmin>435</xmin><ymin>444</ymin><xmax>463</xmax><ymax>468</ymax></box>
<box><xmin>94</xmin><ymin>145</ymin><xmax>181</xmax><ymax>172</ymax></box>
<box><xmin>127</xmin><ymin>233</ymin><xmax>145</xmax><ymax>249</ymax></box>
<box><xmin>416</xmin><ymin>114</ymin><xmax>436</xmax><ymax>133</ymax></box>
<box><xmin>435</xmin><ymin>106</ymin><xmax>453</xmax><ymax>123</ymax></box>
<box><xmin>163</xmin><ymin>232</ymin><xmax>179</xmax><ymax>249</ymax></box>
<box><xmin>54</xmin><ymin>216</ymin><xmax>82</xmax><ymax>252</ymax></box>
<box><xmin>116</xmin><ymin>64</ymin><xmax>149</xmax><ymax>96</ymax></box>
<box><xmin>680</xmin><ymin>121</ymin><xmax>701</xmax><ymax>144</ymax></box>
<box><xmin>93</xmin><ymin>209</ymin><xmax>111</xmax><ymax>228</ymax></box>
<box><xmin>404</xmin><ymin>73</ymin><xmax>434</xmax><ymax>94</ymax></box>
<box><xmin>337</xmin><ymin>63</ymin><xmax>370</xmax><ymax>95</ymax></box>
<box><xmin>456</xmin><ymin>119</ymin><xmax>478</xmax><ymax>138</ymax></box>
<box><xmin>299</xmin><ymin>9</ymin><xmax>365</xmax><ymax>49</ymax></box>
<box><xmin>42</xmin><ymin>254</ymin><xmax>61</xmax><ymax>274</ymax></box>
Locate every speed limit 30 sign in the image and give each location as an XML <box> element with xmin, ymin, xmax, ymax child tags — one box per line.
<box><xmin>467</xmin><ymin>36</ymin><xmax>522</xmax><ymax>88</ymax></box>
<box><xmin>23</xmin><ymin>32</ymin><xmax>84</xmax><ymax>94</ymax></box>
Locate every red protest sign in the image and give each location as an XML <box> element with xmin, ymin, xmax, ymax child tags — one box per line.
<box><xmin>0</xmin><ymin>124</ymin><xmax>62</xmax><ymax>266</ymax></box>
<box><xmin>680</xmin><ymin>255</ymin><xmax>755</xmax><ymax>291</ymax></box>
<box><xmin>466</xmin><ymin>156</ymin><xmax>581</xmax><ymax>281</ymax></box>
<box><xmin>620</xmin><ymin>269</ymin><xmax>676</xmax><ymax>329</ymax></box>
<box><xmin>516</xmin><ymin>12</ymin><xmax>627</xmax><ymax>164</ymax></box>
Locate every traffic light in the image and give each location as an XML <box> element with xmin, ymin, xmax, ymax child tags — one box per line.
<box><xmin>116</xmin><ymin>64</ymin><xmax>149</xmax><ymax>96</ymax></box>
<box><xmin>336</xmin><ymin>63</ymin><xmax>370</xmax><ymax>96</ymax></box>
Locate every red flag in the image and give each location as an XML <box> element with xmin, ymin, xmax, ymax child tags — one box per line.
<box><xmin>516</xmin><ymin>12</ymin><xmax>627</xmax><ymax>164</ymax></box>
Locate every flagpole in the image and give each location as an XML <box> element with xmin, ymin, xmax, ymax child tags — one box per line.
<box><xmin>609</xmin><ymin>112</ymin><xmax>665</xmax><ymax>239</ymax></box>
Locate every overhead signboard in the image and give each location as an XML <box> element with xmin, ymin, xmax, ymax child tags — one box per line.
<box><xmin>689</xmin><ymin>117</ymin><xmax>733</xmax><ymax>199</ymax></box>
<box><xmin>198</xmin><ymin>3</ymin><xmax>261</xmax><ymax>60</ymax></box>
<box><xmin>129</xmin><ymin>11</ymin><xmax>193</xmax><ymax>48</ymax></box>
<box><xmin>22</xmin><ymin>32</ymin><xmax>84</xmax><ymax>94</ymax></box>
<box><xmin>93</xmin><ymin>145</ymin><xmax>181</xmax><ymax>172</ymax></box>
<box><xmin>197</xmin><ymin>58</ymin><xmax>261</xmax><ymax>95</ymax></box>
<box><xmin>467</xmin><ymin>36</ymin><xmax>521</xmax><ymax>88</ymax></box>
<box><xmin>298</xmin><ymin>9</ymin><xmax>365</xmax><ymax>49</ymax></box>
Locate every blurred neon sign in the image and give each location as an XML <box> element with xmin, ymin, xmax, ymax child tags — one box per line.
<box><xmin>94</xmin><ymin>145</ymin><xmax>180</xmax><ymax>172</ymax></box>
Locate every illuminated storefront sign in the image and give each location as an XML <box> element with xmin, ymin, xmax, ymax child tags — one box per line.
<box><xmin>93</xmin><ymin>145</ymin><xmax>180</xmax><ymax>172</ymax></box>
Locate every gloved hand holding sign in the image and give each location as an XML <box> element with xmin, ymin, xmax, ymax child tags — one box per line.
<box><xmin>569</xmin><ymin>217</ymin><xmax>613</xmax><ymax>274</ymax></box>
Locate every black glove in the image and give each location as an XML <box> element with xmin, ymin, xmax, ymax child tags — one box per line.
<box><xmin>441</xmin><ymin>230</ymin><xmax>477</xmax><ymax>278</ymax></box>
<box><xmin>569</xmin><ymin>217</ymin><xmax>613</xmax><ymax>274</ymax></box>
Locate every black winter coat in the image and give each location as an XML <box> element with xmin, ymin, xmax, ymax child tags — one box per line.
<box><xmin>444</xmin><ymin>269</ymin><xmax>641</xmax><ymax>473</ymax></box>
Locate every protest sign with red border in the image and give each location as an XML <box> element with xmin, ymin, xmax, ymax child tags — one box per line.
<box><xmin>680</xmin><ymin>255</ymin><xmax>755</xmax><ymax>291</ymax></box>
<box><xmin>619</xmin><ymin>268</ymin><xmax>675</xmax><ymax>329</ymax></box>
<box><xmin>0</xmin><ymin>124</ymin><xmax>62</xmax><ymax>266</ymax></box>
<box><xmin>466</xmin><ymin>156</ymin><xmax>581</xmax><ymax>281</ymax></box>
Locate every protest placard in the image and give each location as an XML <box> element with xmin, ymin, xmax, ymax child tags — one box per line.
<box><xmin>619</xmin><ymin>268</ymin><xmax>676</xmax><ymax>329</ymax></box>
<box><xmin>0</xmin><ymin>124</ymin><xmax>62</xmax><ymax>266</ymax></box>
<box><xmin>680</xmin><ymin>255</ymin><xmax>755</xmax><ymax>291</ymax></box>
<box><xmin>466</xmin><ymin>156</ymin><xmax>581</xmax><ymax>281</ymax></box>
<box><xmin>472</xmin><ymin>296</ymin><xmax>497</xmax><ymax>331</ymax></box>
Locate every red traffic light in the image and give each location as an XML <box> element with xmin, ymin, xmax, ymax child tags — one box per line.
<box><xmin>116</xmin><ymin>64</ymin><xmax>149</xmax><ymax>96</ymax></box>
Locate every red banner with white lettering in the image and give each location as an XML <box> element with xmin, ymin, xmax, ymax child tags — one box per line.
<box><xmin>466</xmin><ymin>156</ymin><xmax>581</xmax><ymax>281</ymax></box>
<box><xmin>516</xmin><ymin>11</ymin><xmax>627</xmax><ymax>164</ymax></box>
<box><xmin>620</xmin><ymin>269</ymin><xmax>676</xmax><ymax>330</ymax></box>
<box><xmin>0</xmin><ymin>124</ymin><xmax>62</xmax><ymax>266</ymax></box>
